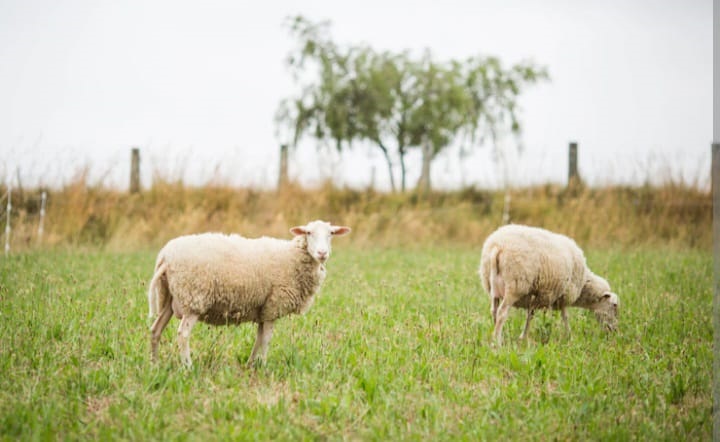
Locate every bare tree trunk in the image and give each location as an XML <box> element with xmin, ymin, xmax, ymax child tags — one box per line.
<box><xmin>377</xmin><ymin>142</ymin><xmax>396</xmax><ymax>192</ymax></box>
<box><xmin>417</xmin><ymin>137</ymin><xmax>432</xmax><ymax>194</ymax></box>
<box><xmin>400</xmin><ymin>154</ymin><xmax>407</xmax><ymax>192</ymax></box>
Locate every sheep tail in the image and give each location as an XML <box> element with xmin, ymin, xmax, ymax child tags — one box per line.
<box><xmin>488</xmin><ymin>245</ymin><xmax>501</xmax><ymax>300</ymax></box>
<box><xmin>148</xmin><ymin>258</ymin><xmax>168</xmax><ymax>319</ymax></box>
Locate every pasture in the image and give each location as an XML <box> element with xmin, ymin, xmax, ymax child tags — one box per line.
<box><xmin>0</xmin><ymin>245</ymin><xmax>711</xmax><ymax>440</ymax></box>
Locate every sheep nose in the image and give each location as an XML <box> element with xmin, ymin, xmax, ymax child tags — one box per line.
<box><xmin>317</xmin><ymin>251</ymin><xmax>328</xmax><ymax>260</ymax></box>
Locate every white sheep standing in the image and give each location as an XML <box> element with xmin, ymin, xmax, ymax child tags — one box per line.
<box><xmin>147</xmin><ymin>220</ymin><xmax>351</xmax><ymax>367</ymax></box>
<box><xmin>478</xmin><ymin>224</ymin><xmax>619</xmax><ymax>346</ymax></box>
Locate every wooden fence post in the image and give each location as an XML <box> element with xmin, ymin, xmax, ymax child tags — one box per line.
<box><xmin>38</xmin><ymin>191</ymin><xmax>47</xmax><ymax>243</ymax></box>
<box><xmin>130</xmin><ymin>147</ymin><xmax>140</xmax><ymax>193</ymax></box>
<box><xmin>278</xmin><ymin>144</ymin><xmax>289</xmax><ymax>189</ymax></box>
<box><xmin>568</xmin><ymin>141</ymin><xmax>579</xmax><ymax>186</ymax></box>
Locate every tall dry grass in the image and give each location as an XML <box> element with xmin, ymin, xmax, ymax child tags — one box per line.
<box><xmin>1</xmin><ymin>173</ymin><xmax>711</xmax><ymax>252</ymax></box>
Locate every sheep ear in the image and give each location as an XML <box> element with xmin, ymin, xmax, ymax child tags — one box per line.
<box><xmin>331</xmin><ymin>226</ymin><xmax>351</xmax><ymax>236</ymax></box>
<box><xmin>602</xmin><ymin>292</ymin><xmax>619</xmax><ymax>305</ymax></box>
<box><xmin>290</xmin><ymin>226</ymin><xmax>308</xmax><ymax>236</ymax></box>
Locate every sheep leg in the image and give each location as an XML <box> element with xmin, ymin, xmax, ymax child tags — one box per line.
<box><xmin>561</xmin><ymin>307</ymin><xmax>571</xmax><ymax>336</ymax></box>
<box><xmin>248</xmin><ymin>322</ymin><xmax>265</xmax><ymax>365</ymax></box>
<box><xmin>491</xmin><ymin>297</ymin><xmax>500</xmax><ymax>325</ymax></box>
<box><xmin>177</xmin><ymin>313</ymin><xmax>198</xmax><ymax>368</ymax></box>
<box><xmin>150</xmin><ymin>303</ymin><xmax>174</xmax><ymax>362</ymax></box>
<box><xmin>489</xmin><ymin>269</ymin><xmax>504</xmax><ymax>325</ymax></box>
<box><xmin>493</xmin><ymin>299</ymin><xmax>513</xmax><ymax>347</ymax></box>
<box><xmin>248</xmin><ymin>321</ymin><xmax>275</xmax><ymax>366</ymax></box>
<box><xmin>519</xmin><ymin>308</ymin><xmax>534</xmax><ymax>340</ymax></box>
<box><xmin>257</xmin><ymin>321</ymin><xmax>275</xmax><ymax>362</ymax></box>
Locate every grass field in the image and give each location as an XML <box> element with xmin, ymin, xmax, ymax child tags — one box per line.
<box><xmin>0</xmin><ymin>245</ymin><xmax>712</xmax><ymax>440</ymax></box>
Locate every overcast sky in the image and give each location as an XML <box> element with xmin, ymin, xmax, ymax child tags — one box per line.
<box><xmin>0</xmin><ymin>0</ymin><xmax>712</xmax><ymax>190</ymax></box>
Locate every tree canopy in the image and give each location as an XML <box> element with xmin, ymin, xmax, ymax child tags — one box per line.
<box><xmin>276</xmin><ymin>16</ymin><xmax>549</xmax><ymax>192</ymax></box>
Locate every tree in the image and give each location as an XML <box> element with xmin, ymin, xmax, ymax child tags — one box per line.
<box><xmin>279</xmin><ymin>16</ymin><xmax>412</xmax><ymax>191</ymax></box>
<box><xmin>324</xmin><ymin>49</ymin><xmax>404</xmax><ymax>190</ymax></box>
<box><xmin>312</xmin><ymin>48</ymin><xmax>460</xmax><ymax>192</ymax></box>
<box><xmin>409</xmin><ymin>53</ymin><xmax>471</xmax><ymax>193</ymax></box>
<box><xmin>276</xmin><ymin>16</ymin><xmax>549</xmax><ymax>193</ymax></box>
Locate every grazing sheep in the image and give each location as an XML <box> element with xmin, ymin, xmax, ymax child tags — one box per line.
<box><xmin>478</xmin><ymin>224</ymin><xmax>619</xmax><ymax>346</ymax></box>
<box><xmin>148</xmin><ymin>220</ymin><xmax>351</xmax><ymax>367</ymax></box>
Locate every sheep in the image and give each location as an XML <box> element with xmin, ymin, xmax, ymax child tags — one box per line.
<box><xmin>147</xmin><ymin>220</ymin><xmax>351</xmax><ymax>367</ymax></box>
<box><xmin>478</xmin><ymin>224</ymin><xmax>619</xmax><ymax>346</ymax></box>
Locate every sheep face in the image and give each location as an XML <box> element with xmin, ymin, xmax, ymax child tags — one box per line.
<box><xmin>290</xmin><ymin>220</ymin><xmax>351</xmax><ymax>264</ymax></box>
<box><xmin>590</xmin><ymin>292</ymin><xmax>619</xmax><ymax>331</ymax></box>
<box><xmin>582</xmin><ymin>274</ymin><xmax>619</xmax><ymax>330</ymax></box>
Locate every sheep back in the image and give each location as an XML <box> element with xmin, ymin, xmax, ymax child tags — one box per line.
<box><xmin>160</xmin><ymin>233</ymin><xmax>323</xmax><ymax>324</ymax></box>
<box><xmin>480</xmin><ymin>224</ymin><xmax>587</xmax><ymax>310</ymax></box>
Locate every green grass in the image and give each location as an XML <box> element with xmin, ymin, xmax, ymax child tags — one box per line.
<box><xmin>0</xmin><ymin>246</ymin><xmax>711</xmax><ymax>440</ymax></box>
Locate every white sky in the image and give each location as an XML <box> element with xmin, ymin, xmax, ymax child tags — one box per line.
<box><xmin>0</xmin><ymin>0</ymin><xmax>713</xmax><ymax>190</ymax></box>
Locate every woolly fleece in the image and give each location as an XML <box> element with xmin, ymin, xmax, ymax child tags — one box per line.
<box><xmin>155</xmin><ymin>233</ymin><xmax>324</xmax><ymax>325</ymax></box>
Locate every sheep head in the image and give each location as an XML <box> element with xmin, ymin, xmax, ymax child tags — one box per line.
<box><xmin>290</xmin><ymin>220</ymin><xmax>351</xmax><ymax>264</ymax></box>
<box><xmin>582</xmin><ymin>273</ymin><xmax>620</xmax><ymax>331</ymax></box>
